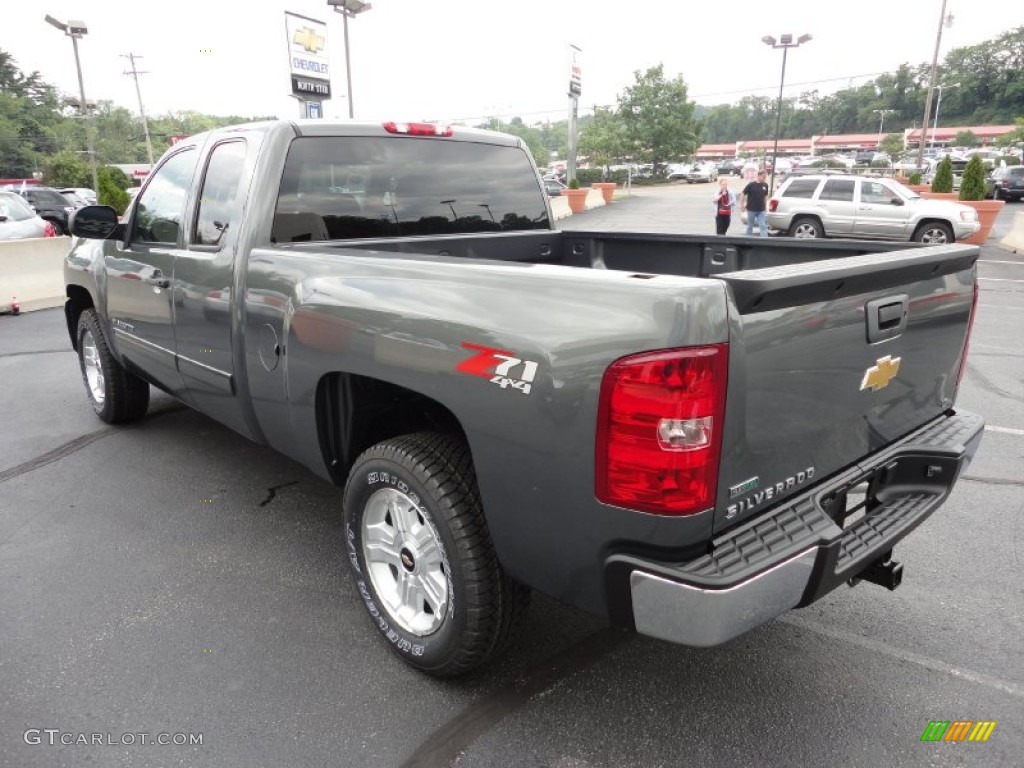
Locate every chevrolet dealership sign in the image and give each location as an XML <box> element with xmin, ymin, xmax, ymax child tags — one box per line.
<box><xmin>285</xmin><ymin>11</ymin><xmax>331</xmax><ymax>102</ymax></box>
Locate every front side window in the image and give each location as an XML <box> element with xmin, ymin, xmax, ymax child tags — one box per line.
<box><xmin>194</xmin><ymin>141</ymin><xmax>247</xmax><ymax>247</ymax></box>
<box><xmin>26</xmin><ymin>189</ymin><xmax>70</xmax><ymax>208</ymax></box>
<box><xmin>860</xmin><ymin>181</ymin><xmax>892</xmax><ymax>204</ymax></box>
<box><xmin>819</xmin><ymin>179</ymin><xmax>855</xmax><ymax>202</ymax></box>
<box><xmin>133</xmin><ymin>149</ymin><xmax>197</xmax><ymax>245</ymax></box>
<box><xmin>272</xmin><ymin>136</ymin><xmax>550</xmax><ymax>243</ymax></box>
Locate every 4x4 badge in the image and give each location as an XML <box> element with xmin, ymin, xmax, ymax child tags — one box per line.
<box><xmin>860</xmin><ymin>355</ymin><xmax>901</xmax><ymax>392</ymax></box>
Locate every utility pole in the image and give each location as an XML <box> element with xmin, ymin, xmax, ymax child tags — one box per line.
<box><xmin>917</xmin><ymin>0</ymin><xmax>952</xmax><ymax>167</ymax></box>
<box><xmin>122</xmin><ymin>53</ymin><xmax>155</xmax><ymax>167</ymax></box>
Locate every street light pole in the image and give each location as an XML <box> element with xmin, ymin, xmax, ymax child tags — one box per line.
<box><xmin>873</xmin><ymin>108</ymin><xmax>896</xmax><ymax>146</ymax></box>
<box><xmin>46</xmin><ymin>15</ymin><xmax>98</xmax><ymax>195</ymax></box>
<box><xmin>122</xmin><ymin>53</ymin><xmax>155</xmax><ymax>168</ymax></box>
<box><xmin>328</xmin><ymin>0</ymin><xmax>372</xmax><ymax>119</ymax></box>
<box><xmin>931</xmin><ymin>82</ymin><xmax>960</xmax><ymax>148</ymax></box>
<box><xmin>762</xmin><ymin>33</ymin><xmax>812</xmax><ymax>194</ymax></box>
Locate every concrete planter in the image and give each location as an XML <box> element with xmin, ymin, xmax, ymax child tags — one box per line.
<box><xmin>920</xmin><ymin>191</ymin><xmax>959</xmax><ymax>201</ymax></box>
<box><xmin>591</xmin><ymin>182</ymin><xmax>617</xmax><ymax>204</ymax></box>
<box><xmin>957</xmin><ymin>199</ymin><xmax>1006</xmax><ymax>245</ymax></box>
<box><xmin>560</xmin><ymin>188</ymin><xmax>588</xmax><ymax>214</ymax></box>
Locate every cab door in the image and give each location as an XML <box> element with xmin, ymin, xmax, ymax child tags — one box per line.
<box><xmin>105</xmin><ymin>147</ymin><xmax>199</xmax><ymax>396</ymax></box>
<box><xmin>171</xmin><ymin>138</ymin><xmax>255</xmax><ymax>437</ymax></box>
<box><xmin>854</xmin><ymin>179</ymin><xmax>909</xmax><ymax>239</ymax></box>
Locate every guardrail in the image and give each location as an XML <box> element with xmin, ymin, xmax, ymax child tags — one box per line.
<box><xmin>0</xmin><ymin>236</ymin><xmax>70</xmax><ymax>313</ymax></box>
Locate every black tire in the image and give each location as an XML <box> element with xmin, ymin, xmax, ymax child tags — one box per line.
<box><xmin>912</xmin><ymin>221</ymin><xmax>954</xmax><ymax>244</ymax></box>
<box><xmin>76</xmin><ymin>309</ymin><xmax>150</xmax><ymax>423</ymax></box>
<box><xmin>789</xmin><ymin>216</ymin><xmax>823</xmax><ymax>238</ymax></box>
<box><xmin>343</xmin><ymin>432</ymin><xmax>529</xmax><ymax>677</ymax></box>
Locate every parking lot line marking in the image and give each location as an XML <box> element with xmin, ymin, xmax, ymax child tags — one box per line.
<box><xmin>977</xmin><ymin>277</ymin><xmax>1024</xmax><ymax>283</ymax></box>
<box><xmin>977</xmin><ymin>304</ymin><xmax>1024</xmax><ymax>310</ymax></box>
<box><xmin>779</xmin><ymin>616</ymin><xmax>1023</xmax><ymax>699</ymax></box>
<box><xmin>979</xmin><ymin>260</ymin><xmax>1024</xmax><ymax>266</ymax></box>
<box><xmin>985</xmin><ymin>425</ymin><xmax>1024</xmax><ymax>436</ymax></box>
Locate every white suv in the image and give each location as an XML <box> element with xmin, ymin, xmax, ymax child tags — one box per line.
<box><xmin>767</xmin><ymin>174</ymin><xmax>980</xmax><ymax>243</ymax></box>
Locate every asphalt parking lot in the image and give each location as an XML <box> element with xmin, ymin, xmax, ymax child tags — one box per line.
<box><xmin>2</xmin><ymin>185</ymin><xmax>1022</xmax><ymax>768</ymax></box>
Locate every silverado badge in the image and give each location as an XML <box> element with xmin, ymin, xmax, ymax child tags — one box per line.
<box><xmin>860</xmin><ymin>355</ymin><xmax>901</xmax><ymax>392</ymax></box>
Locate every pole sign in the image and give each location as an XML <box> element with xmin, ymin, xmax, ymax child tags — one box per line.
<box><xmin>568</xmin><ymin>47</ymin><xmax>582</xmax><ymax>98</ymax></box>
<box><xmin>285</xmin><ymin>11</ymin><xmax>332</xmax><ymax>103</ymax></box>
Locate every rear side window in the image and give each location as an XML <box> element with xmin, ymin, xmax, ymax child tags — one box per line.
<box><xmin>1008</xmin><ymin>167</ymin><xmax>1024</xmax><ymax>178</ymax></box>
<box><xmin>781</xmin><ymin>179</ymin><xmax>819</xmax><ymax>198</ymax></box>
<box><xmin>819</xmin><ymin>179</ymin><xmax>855</xmax><ymax>202</ymax></box>
<box><xmin>26</xmin><ymin>189</ymin><xmax>69</xmax><ymax>207</ymax></box>
<box><xmin>193</xmin><ymin>140</ymin><xmax>247</xmax><ymax>247</ymax></box>
<box><xmin>272</xmin><ymin>136</ymin><xmax>550</xmax><ymax>243</ymax></box>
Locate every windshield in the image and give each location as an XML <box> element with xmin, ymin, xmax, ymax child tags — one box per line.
<box><xmin>273</xmin><ymin>135</ymin><xmax>550</xmax><ymax>243</ymax></box>
<box><xmin>885</xmin><ymin>179</ymin><xmax>920</xmax><ymax>200</ymax></box>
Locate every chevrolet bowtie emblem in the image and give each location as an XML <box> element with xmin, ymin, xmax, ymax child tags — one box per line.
<box><xmin>293</xmin><ymin>27</ymin><xmax>325</xmax><ymax>54</ymax></box>
<box><xmin>860</xmin><ymin>355</ymin><xmax>901</xmax><ymax>392</ymax></box>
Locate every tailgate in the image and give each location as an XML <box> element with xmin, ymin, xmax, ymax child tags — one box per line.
<box><xmin>711</xmin><ymin>244</ymin><xmax>978</xmax><ymax>533</ymax></box>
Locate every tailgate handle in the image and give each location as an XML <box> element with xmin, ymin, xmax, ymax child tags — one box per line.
<box><xmin>866</xmin><ymin>295</ymin><xmax>908</xmax><ymax>343</ymax></box>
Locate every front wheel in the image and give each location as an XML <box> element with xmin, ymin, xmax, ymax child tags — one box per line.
<box><xmin>912</xmin><ymin>222</ymin><xmax>954</xmax><ymax>244</ymax></box>
<box><xmin>343</xmin><ymin>432</ymin><xmax>529</xmax><ymax>677</ymax></box>
<box><xmin>789</xmin><ymin>217</ymin><xmax>823</xmax><ymax>238</ymax></box>
<box><xmin>76</xmin><ymin>309</ymin><xmax>150</xmax><ymax>423</ymax></box>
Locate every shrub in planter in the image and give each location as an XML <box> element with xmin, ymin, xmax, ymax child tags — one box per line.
<box><xmin>568</xmin><ymin>178</ymin><xmax>580</xmax><ymax>190</ymax></box>
<box><xmin>575</xmin><ymin>168</ymin><xmax>604</xmax><ymax>185</ymax></box>
<box><xmin>931</xmin><ymin>156</ymin><xmax>954</xmax><ymax>193</ymax></box>
<box><xmin>958</xmin><ymin>154</ymin><xmax>987</xmax><ymax>201</ymax></box>
<box><xmin>908</xmin><ymin>172</ymin><xmax>923</xmax><ymax>185</ymax></box>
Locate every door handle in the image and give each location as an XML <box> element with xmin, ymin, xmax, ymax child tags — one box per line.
<box><xmin>144</xmin><ymin>269</ymin><xmax>170</xmax><ymax>289</ymax></box>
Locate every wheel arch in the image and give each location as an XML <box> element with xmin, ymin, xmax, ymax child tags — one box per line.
<box><xmin>316</xmin><ymin>372</ymin><xmax>470</xmax><ymax>487</ymax></box>
<box><xmin>790</xmin><ymin>214</ymin><xmax>825</xmax><ymax>237</ymax></box>
<box><xmin>912</xmin><ymin>218</ymin><xmax>955</xmax><ymax>241</ymax></box>
<box><xmin>65</xmin><ymin>285</ymin><xmax>95</xmax><ymax>352</ymax></box>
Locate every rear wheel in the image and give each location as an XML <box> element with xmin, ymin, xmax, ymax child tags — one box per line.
<box><xmin>789</xmin><ymin>217</ymin><xmax>823</xmax><ymax>238</ymax></box>
<box><xmin>344</xmin><ymin>432</ymin><xmax>529</xmax><ymax>677</ymax></box>
<box><xmin>76</xmin><ymin>309</ymin><xmax>150</xmax><ymax>423</ymax></box>
<box><xmin>912</xmin><ymin>222</ymin><xmax>954</xmax><ymax>244</ymax></box>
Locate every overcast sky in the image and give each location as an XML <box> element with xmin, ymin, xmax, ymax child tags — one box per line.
<box><xmin>3</xmin><ymin>1</ymin><xmax>1020</xmax><ymax>126</ymax></box>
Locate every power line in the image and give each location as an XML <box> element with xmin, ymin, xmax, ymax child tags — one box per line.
<box><xmin>441</xmin><ymin>70</ymin><xmax>896</xmax><ymax>125</ymax></box>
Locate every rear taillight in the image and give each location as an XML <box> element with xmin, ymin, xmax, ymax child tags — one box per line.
<box><xmin>596</xmin><ymin>344</ymin><xmax>728</xmax><ymax>516</ymax></box>
<box><xmin>383</xmin><ymin>121</ymin><xmax>453</xmax><ymax>137</ymax></box>
<box><xmin>42</xmin><ymin>221</ymin><xmax>56</xmax><ymax>238</ymax></box>
<box><xmin>768</xmin><ymin>198</ymin><xmax>779</xmax><ymax>212</ymax></box>
<box><xmin>955</xmin><ymin>279</ymin><xmax>979</xmax><ymax>388</ymax></box>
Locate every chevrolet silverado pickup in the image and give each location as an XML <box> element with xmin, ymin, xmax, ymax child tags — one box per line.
<box><xmin>64</xmin><ymin>119</ymin><xmax>984</xmax><ymax>676</ymax></box>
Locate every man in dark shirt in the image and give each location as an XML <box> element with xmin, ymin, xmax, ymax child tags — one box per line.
<box><xmin>741</xmin><ymin>170</ymin><xmax>770</xmax><ymax>237</ymax></box>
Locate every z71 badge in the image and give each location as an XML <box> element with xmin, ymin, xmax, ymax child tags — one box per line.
<box><xmin>456</xmin><ymin>342</ymin><xmax>539</xmax><ymax>396</ymax></box>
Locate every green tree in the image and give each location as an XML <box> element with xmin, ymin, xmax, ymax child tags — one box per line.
<box><xmin>41</xmin><ymin>150</ymin><xmax>91</xmax><ymax>188</ymax></box>
<box><xmin>617</xmin><ymin>64</ymin><xmax>699</xmax><ymax>175</ymax></box>
<box><xmin>578</xmin><ymin>107</ymin><xmax>628</xmax><ymax>172</ymax></box>
<box><xmin>958</xmin><ymin>154</ymin><xmax>987</xmax><ymax>200</ymax></box>
<box><xmin>880</xmin><ymin>133</ymin><xmax>905</xmax><ymax>164</ymax></box>
<box><xmin>97</xmin><ymin>166</ymin><xmax>129</xmax><ymax>214</ymax></box>
<box><xmin>996</xmin><ymin>117</ymin><xmax>1024</xmax><ymax>148</ymax></box>
<box><xmin>932</xmin><ymin>155</ymin><xmax>954</xmax><ymax>193</ymax></box>
<box><xmin>953</xmin><ymin>130</ymin><xmax>980</xmax><ymax>147</ymax></box>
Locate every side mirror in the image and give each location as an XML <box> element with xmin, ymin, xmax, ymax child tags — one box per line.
<box><xmin>890</xmin><ymin>197</ymin><xmax>905</xmax><ymax>206</ymax></box>
<box><xmin>69</xmin><ymin>205</ymin><xmax>124</xmax><ymax>240</ymax></box>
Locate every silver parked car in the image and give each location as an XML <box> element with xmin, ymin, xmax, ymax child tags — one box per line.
<box><xmin>0</xmin><ymin>191</ymin><xmax>54</xmax><ymax>240</ymax></box>
<box><xmin>767</xmin><ymin>174</ymin><xmax>980</xmax><ymax>243</ymax></box>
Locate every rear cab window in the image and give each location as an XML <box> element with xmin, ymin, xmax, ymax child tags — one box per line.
<box><xmin>272</xmin><ymin>136</ymin><xmax>550</xmax><ymax>243</ymax></box>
